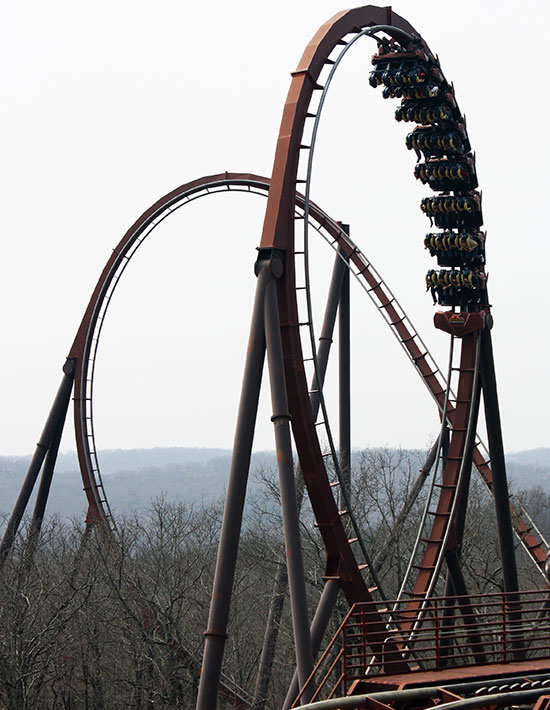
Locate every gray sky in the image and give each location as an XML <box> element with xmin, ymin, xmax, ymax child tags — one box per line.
<box><xmin>1</xmin><ymin>0</ymin><xmax>548</xmax><ymax>457</ymax></box>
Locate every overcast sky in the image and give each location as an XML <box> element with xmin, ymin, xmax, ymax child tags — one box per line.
<box><xmin>1</xmin><ymin>0</ymin><xmax>548</xmax><ymax>459</ymax></box>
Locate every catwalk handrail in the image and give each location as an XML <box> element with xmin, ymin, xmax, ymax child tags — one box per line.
<box><xmin>293</xmin><ymin>588</ymin><xmax>550</xmax><ymax>705</ymax></box>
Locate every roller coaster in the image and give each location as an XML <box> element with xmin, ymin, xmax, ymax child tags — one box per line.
<box><xmin>3</xmin><ymin>5</ymin><xmax>550</xmax><ymax>710</ymax></box>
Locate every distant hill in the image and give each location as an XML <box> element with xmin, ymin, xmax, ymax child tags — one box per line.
<box><xmin>1</xmin><ymin>446</ymin><xmax>549</xmax><ymax>524</ymax></box>
<box><xmin>506</xmin><ymin>448</ymin><xmax>550</xmax><ymax>490</ymax></box>
<box><xmin>51</xmin><ymin>447</ymin><xmax>236</xmax><ymax>475</ymax></box>
<box><xmin>0</xmin><ymin>448</ymin><xmax>276</xmax><ymax>522</ymax></box>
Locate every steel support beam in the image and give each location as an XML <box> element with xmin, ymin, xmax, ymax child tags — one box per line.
<box><xmin>252</xmin><ymin>560</ymin><xmax>288</xmax><ymax>710</ymax></box>
<box><xmin>196</xmin><ymin>264</ymin><xmax>270</xmax><ymax>710</ymax></box>
<box><xmin>479</xmin><ymin>329</ymin><xmax>519</xmax><ymax>595</ymax></box>
<box><xmin>479</xmin><ymin>328</ymin><xmax>523</xmax><ymax>657</ymax></box>
<box><xmin>253</xmin><ymin>247</ymin><xmax>348</xmax><ymax>710</ymax></box>
<box><xmin>283</xmin><ymin>579</ymin><xmax>341</xmax><ymax>710</ymax></box>
<box><xmin>264</xmin><ymin>273</ymin><xmax>314</xmax><ymax>697</ymax></box>
<box><xmin>30</xmin><ymin>393</ymin><xmax>70</xmax><ymax>534</ymax></box>
<box><xmin>0</xmin><ymin>358</ymin><xmax>75</xmax><ymax>566</ymax></box>
<box><xmin>310</xmin><ymin>244</ymin><xmax>349</xmax><ymax>419</ymax></box>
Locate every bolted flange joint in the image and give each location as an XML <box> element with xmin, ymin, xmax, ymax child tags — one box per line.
<box><xmin>254</xmin><ymin>247</ymin><xmax>285</xmax><ymax>278</ymax></box>
<box><xmin>270</xmin><ymin>412</ymin><xmax>292</xmax><ymax>423</ymax></box>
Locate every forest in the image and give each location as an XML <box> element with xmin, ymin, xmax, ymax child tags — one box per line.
<box><xmin>0</xmin><ymin>448</ymin><xmax>549</xmax><ymax>709</ymax></box>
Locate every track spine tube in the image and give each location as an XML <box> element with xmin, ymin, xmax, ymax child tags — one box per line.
<box><xmin>196</xmin><ymin>264</ymin><xmax>269</xmax><ymax>710</ymax></box>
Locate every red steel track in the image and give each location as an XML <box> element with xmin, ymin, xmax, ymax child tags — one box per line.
<box><xmin>3</xmin><ymin>6</ymin><xmax>547</xmax><ymax>707</ymax></box>
<box><xmin>256</xmin><ymin>3</ymin><xmax>546</xmax><ymax>634</ymax></box>
<box><xmin>67</xmin><ymin>166</ymin><xmax>545</xmax><ymax>668</ymax></box>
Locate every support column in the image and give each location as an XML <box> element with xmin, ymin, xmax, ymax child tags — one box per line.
<box><xmin>196</xmin><ymin>264</ymin><xmax>270</xmax><ymax>710</ymax></box>
<box><xmin>479</xmin><ymin>329</ymin><xmax>519</xmax><ymax>594</ymax></box>
<box><xmin>0</xmin><ymin>358</ymin><xmax>75</xmax><ymax>566</ymax></box>
<box><xmin>252</xmin><ymin>247</ymin><xmax>348</xmax><ymax>710</ymax></box>
<box><xmin>479</xmin><ymin>328</ymin><xmax>522</xmax><ymax>658</ymax></box>
<box><xmin>310</xmin><ymin>245</ymin><xmax>349</xmax><ymax>418</ymax></box>
<box><xmin>264</xmin><ymin>273</ymin><xmax>313</xmax><ymax>698</ymax></box>
<box><xmin>30</xmin><ymin>384</ymin><xmax>72</xmax><ymax>534</ymax></box>
<box><xmin>283</xmin><ymin>579</ymin><xmax>340</xmax><ymax>710</ymax></box>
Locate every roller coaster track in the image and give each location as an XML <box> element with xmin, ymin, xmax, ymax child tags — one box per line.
<box><xmin>65</xmin><ymin>168</ymin><xmax>546</xmax><ymax>668</ymax></box>
<box><xmin>4</xmin><ymin>6</ymin><xmax>548</xmax><ymax>706</ymax></box>
<box><xmin>68</xmin><ymin>171</ymin><xmax>546</xmax><ymax>563</ymax></box>
<box><xmin>251</xmin><ymin>1</ymin><xmax>547</xmax><ymax>679</ymax></box>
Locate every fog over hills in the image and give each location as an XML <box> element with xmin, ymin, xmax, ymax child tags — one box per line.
<box><xmin>1</xmin><ymin>446</ymin><xmax>549</xmax><ymax>522</ymax></box>
<box><xmin>0</xmin><ymin>448</ymin><xmax>274</xmax><ymax>521</ymax></box>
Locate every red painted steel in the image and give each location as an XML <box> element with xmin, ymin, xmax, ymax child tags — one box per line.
<box><xmin>296</xmin><ymin>589</ymin><xmax>550</xmax><ymax>703</ymax></box>
<box><xmin>69</xmin><ymin>174</ymin><xmax>276</xmax><ymax>524</ymax></box>
<box><xmin>405</xmin><ymin>333</ymin><xmax>478</xmax><ymax>611</ymax></box>
<box><xmin>254</xmin><ymin>3</ymin><xmax>493</xmax><ymax>626</ymax></box>
<box><xmin>66</xmin><ymin>171</ymin><xmax>545</xmax><ymax>647</ymax></box>
<box><xmin>255</xmin><ymin>0</ymin><xmax>543</xmax><ymax>626</ymax></box>
<box><xmin>434</xmin><ymin>311</ymin><xmax>486</xmax><ymax>337</ymax></box>
<box><xmin>257</xmin><ymin>4</ymin><xmax>436</xmax><ymax>610</ymax></box>
<box><xmin>66</xmin><ymin>172</ymin><xmax>411</xmax><ymax>674</ymax></box>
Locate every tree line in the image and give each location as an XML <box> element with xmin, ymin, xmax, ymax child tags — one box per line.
<box><xmin>0</xmin><ymin>448</ymin><xmax>548</xmax><ymax>709</ymax></box>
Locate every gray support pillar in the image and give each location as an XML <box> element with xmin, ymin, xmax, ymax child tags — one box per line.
<box><xmin>310</xmin><ymin>247</ymin><xmax>349</xmax><ymax>418</ymax></box>
<box><xmin>196</xmin><ymin>264</ymin><xmax>270</xmax><ymax>710</ymax></box>
<box><xmin>264</xmin><ymin>275</ymin><xmax>313</xmax><ymax>699</ymax></box>
<box><xmin>0</xmin><ymin>359</ymin><xmax>75</xmax><ymax>566</ymax></box>
<box><xmin>252</xmin><ymin>248</ymin><xmax>348</xmax><ymax>710</ymax></box>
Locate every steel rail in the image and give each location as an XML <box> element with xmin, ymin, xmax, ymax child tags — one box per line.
<box><xmin>255</xmin><ymin>3</ymin><xmax>546</xmax><ymax>614</ymax></box>
<box><xmin>70</xmin><ymin>172</ymin><xmax>547</xmax><ymax>578</ymax></box>
<box><xmin>396</xmin><ymin>335</ymin><xmax>456</xmax><ymax>604</ymax></box>
<box><xmin>69</xmin><ymin>174</ymin><xmax>410</xmax><ymax>679</ymax></box>
<box><xmin>295</xmin><ymin>671</ymin><xmax>550</xmax><ymax>709</ymax></box>
<box><xmin>297</xmin><ymin>19</ymin><xmax>438</xmax><ymax>604</ymax></box>
<box><xmin>258</xmin><ymin>6</ymin><xmax>444</xmax><ymax>619</ymax></box>
<box><xmin>291</xmin><ymin>5</ymin><xmax>483</xmax><ymax>616</ymax></box>
<box><xmin>400</xmin><ymin>335</ymin><xmax>483</xmax><ymax>632</ymax></box>
<box><xmin>69</xmin><ymin>175</ymin><xmax>274</xmax><ymax>524</ymax></box>
<box><xmin>63</xmin><ymin>168</ymin><xmax>549</xmax><ymax>702</ymax></box>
